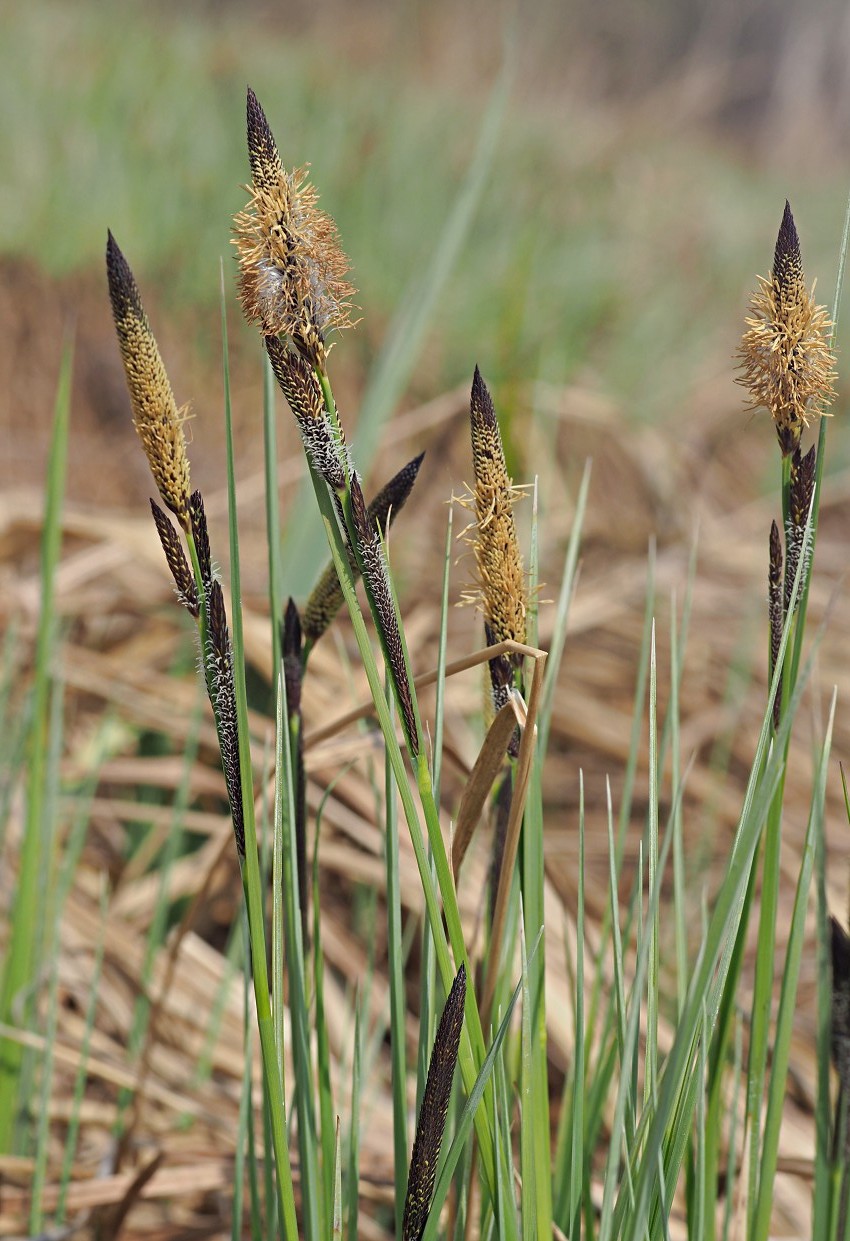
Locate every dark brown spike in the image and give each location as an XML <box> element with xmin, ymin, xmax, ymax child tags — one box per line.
<box><xmin>403</xmin><ymin>965</ymin><xmax>466</xmax><ymax>1241</ymax></box>
<box><xmin>280</xmin><ymin>597</ymin><xmax>307</xmax><ymax>942</ymax></box>
<box><xmin>367</xmin><ymin>451</ymin><xmax>425</xmax><ymax>535</ymax></box>
<box><xmin>246</xmin><ymin>86</ymin><xmax>282</xmax><ymax>192</ymax></box>
<box><xmin>831</xmin><ymin>916</ymin><xmax>850</xmax><ymax>1097</ymax></box>
<box><xmin>768</xmin><ymin>519</ymin><xmax>783</xmax><ymax>730</ymax></box>
<box><xmin>106</xmin><ymin>230</ymin><xmax>143</xmax><ymax>326</ymax></box>
<box><xmin>149</xmin><ymin>499</ymin><xmax>199</xmax><ymax>617</ymax></box>
<box><xmin>265</xmin><ymin>336</ymin><xmax>346</xmax><ymax>490</ymax></box>
<box><xmin>302</xmin><ymin>454</ymin><xmax>425</xmax><ymax>646</ymax></box>
<box><xmin>470</xmin><ymin>363</ymin><xmax>498</xmax><ymax>433</ymax></box>
<box><xmin>789</xmin><ymin>444</ymin><xmax>816</xmax><ymax>530</ymax></box>
<box><xmin>773</xmin><ymin>201</ymin><xmax>803</xmax><ymax>302</ymax></box>
<box><xmin>188</xmin><ymin>490</ymin><xmax>212</xmax><ymax>587</ymax></box>
<box><xmin>349</xmin><ymin>473</ymin><xmax>419</xmax><ymax>756</ymax></box>
<box><xmin>206</xmin><ymin>580</ymin><xmax>245</xmax><ymax>856</ymax></box>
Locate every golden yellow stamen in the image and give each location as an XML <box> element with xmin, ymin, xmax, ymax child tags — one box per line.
<box><xmin>233</xmin><ymin>88</ymin><xmax>355</xmax><ymax>370</ymax></box>
<box><xmin>106</xmin><ymin>231</ymin><xmax>191</xmax><ymax>524</ymax></box>
<box><xmin>737</xmin><ymin>201</ymin><xmax>836</xmax><ymax>456</ymax></box>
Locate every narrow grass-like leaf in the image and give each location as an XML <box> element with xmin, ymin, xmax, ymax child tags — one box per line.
<box><xmin>333</xmin><ymin>1118</ymin><xmax>343</xmax><ymax>1241</ymax></box>
<box><xmin>347</xmin><ymin>1000</ymin><xmax>363</xmax><ymax>1241</ymax></box>
<box><xmin>384</xmin><ymin>684</ymin><xmax>409</xmax><ymax>1234</ymax></box>
<box><xmin>751</xmin><ymin>691</ymin><xmax>835</xmax><ymax>1241</ymax></box>
<box><xmin>0</xmin><ymin>342</ymin><xmax>71</xmax><ymax>1149</ymax></box>
<box><xmin>220</xmin><ymin>273</ymin><xmax>300</xmax><ymax>1241</ymax></box>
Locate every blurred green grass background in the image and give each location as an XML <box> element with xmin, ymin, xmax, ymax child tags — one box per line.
<box><xmin>4</xmin><ymin>0</ymin><xmax>848</xmax><ymax>434</ymax></box>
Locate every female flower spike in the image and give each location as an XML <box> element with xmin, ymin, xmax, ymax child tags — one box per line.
<box><xmin>738</xmin><ymin>201</ymin><xmax>836</xmax><ymax>455</ymax></box>
<box><xmin>233</xmin><ymin>87</ymin><xmax>355</xmax><ymax>370</ymax></box>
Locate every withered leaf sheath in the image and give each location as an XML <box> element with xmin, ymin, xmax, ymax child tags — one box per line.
<box><xmin>206</xmin><ymin>577</ymin><xmax>245</xmax><ymax>857</ymax></box>
<box><xmin>469</xmin><ymin>368</ymin><xmax>526</xmax><ymax>700</ymax></box>
<box><xmin>282</xmin><ymin>598</ymin><xmax>308</xmax><ymax>942</ymax></box>
<box><xmin>234</xmin><ymin>87</ymin><xmax>355</xmax><ymax>370</ymax></box>
<box><xmin>303</xmin><ymin>452</ymin><xmax>425</xmax><ymax>646</ymax></box>
<box><xmin>488</xmin><ymin>773</ymin><xmax>513</xmax><ymax>924</ymax></box>
<box><xmin>403</xmin><ymin>964</ymin><xmax>466</xmax><ymax>1241</ymax></box>
<box><xmin>831</xmin><ymin>916</ymin><xmax>850</xmax><ymax>1104</ymax></box>
<box><xmin>265</xmin><ymin>335</ymin><xmax>347</xmax><ymax>490</ymax></box>
<box><xmin>737</xmin><ymin>201</ymin><xmax>836</xmax><ymax>456</ymax></box>
<box><xmin>106</xmin><ymin>232</ymin><xmax>191</xmax><ymax>524</ymax></box>
<box><xmin>349</xmin><ymin>473</ymin><xmax>419</xmax><ymax>756</ymax></box>
<box><xmin>149</xmin><ymin>499</ymin><xmax>199</xmax><ymax>617</ymax></box>
<box><xmin>484</xmin><ymin>620</ymin><xmax>520</xmax><ymax>759</ymax></box>
<box><xmin>768</xmin><ymin>520</ymin><xmax>784</xmax><ymax>731</ymax></box>
<box><xmin>785</xmin><ymin>445</ymin><xmax>816</xmax><ymax>612</ymax></box>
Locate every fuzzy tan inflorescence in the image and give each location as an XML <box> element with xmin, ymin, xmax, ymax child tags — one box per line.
<box><xmin>233</xmin><ymin>87</ymin><xmax>355</xmax><ymax>371</ymax></box>
<box><xmin>106</xmin><ymin>232</ymin><xmax>191</xmax><ymax>524</ymax></box>
<box><xmin>738</xmin><ymin>201</ymin><xmax>836</xmax><ymax>456</ymax></box>
<box><xmin>468</xmin><ymin>366</ymin><xmax>527</xmax><ymax>651</ymax></box>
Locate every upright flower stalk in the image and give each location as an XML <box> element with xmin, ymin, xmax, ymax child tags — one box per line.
<box><xmin>106</xmin><ymin>235</ymin><xmax>299</xmax><ymax>1238</ymax></box>
<box><xmin>738</xmin><ymin>200</ymin><xmax>836</xmax><ymax>458</ymax></box>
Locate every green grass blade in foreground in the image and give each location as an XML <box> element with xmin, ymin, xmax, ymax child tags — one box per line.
<box><xmin>31</xmin><ymin>751</ymin><xmax>94</xmax><ymax>1233</ymax></box>
<box><xmin>520</xmin><ymin>914</ymin><xmax>538</xmax><ymax>1241</ymax></box>
<box><xmin>432</xmin><ymin>507</ymin><xmax>453</xmax><ymax>803</ymax></box>
<box><xmin>346</xmin><ymin>1002</ymin><xmax>363</xmax><ymax>1241</ymax></box>
<box><xmin>315</xmin><ymin>496</ymin><xmax>513</xmax><ymax>1223</ymax></box>
<box><xmin>751</xmin><ymin>691</ymin><xmax>835</xmax><ymax>1241</ymax></box>
<box><xmin>813</xmin><ymin>768</ymin><xmax>842</xmax><ymax>1239</ymax></box>
<box><xmin>219</xmin><ymin>279</ymin><xmax>299</xmax><ymax>1241</ymax></box>
<box><xmin>384</xmin><ymin>686</ymin><xmax>408</xmax><ymax>1232</ymax></box>
<box><xmin>275</xmin><ymin>666</ymin><xmax>321</xmax><ymax>1239</ymax></box>
<box><xmin>567</xmin><ymin>773</ymin><xmax>587</xmax><ymax>1234</ymax></box>
<box><xmin>538</xmin><ymin>458</ymin><xmax>591</xmax><ymax>755</ymax></box>
<box><xmin>56</xmin><ymin>878</ymin><xmax>108</xmax><ymax>1225</ymax></box>
<box><xmin>312</xmin><ymin>782</ymin><xmax>338</xmax><ymax>1230</ymax></box>
<box><xmin>420</xmin><ymin>952</ymin><xmax>530</xmax><ymax>1241</ymax></box>
<box><xmin>616</xmin><ymin>608</ymin><xmax>817</xmax><ymax>1238</ymax></box>
<box><xmin>333</xmin><ymin>1119</ymin><xmax>343</xmax><ymax>1241</ymax></box>
<box><xmin>0</xmin><ymin>342</ymin><xmax>71</xmax><ymax>1149</ymax></box>
<box><xmin>280</xmin><ymin>63</ymin><xmax>509</xmax><ymax>592</ymax></box>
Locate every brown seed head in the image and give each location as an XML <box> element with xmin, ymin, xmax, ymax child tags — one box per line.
<box><xmin>468</xmin><ymin>367</ymin><xmax>527</xmax><ymax>649</ymax></box>
<box><xmin>233</xmin><ymin>87</ymin><xmax>355</xmax><ymax>370</ymax></box>
<box><xmin>403</xmin><ymin>964</ymin><xmax>466</xmax><ymax>1241</ymax></box>
<box><xmin>150</xmin><ymin>499</ymin><xmax>199</xmax><ymax>618</ymax></box>
<box><xmin>265</xmin><ymin>335</ymin><xmax>348</xmax><ymax>489</ymax></box>
<box><xmin>737</xmin><ymin>202</ymin><xmax>836</xmax><ymax>457</ymax></box>
<box><xmin>106</xmin><ymin>232</ymin><xmax>191</xmax><ymax>524</ymax></box>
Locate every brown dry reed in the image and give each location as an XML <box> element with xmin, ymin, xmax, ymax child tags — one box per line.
<box><xmin>106</xmin><ymin>232</ymin><xmax>192</xmax><ymax>525</ymax></box>
<box><xmin>403</xmin><ymin>964</ymin><xmax>466</xmax><ymax>1241</ymax></box>
<box><xmin>302</xmin><ymin>452</ymin><xmax>425</xmax><ymax>646</ymax></box>
<box><xmin>738</xmin><ymin>201</ymin><xmax>836</xmax><ymax>456</ymax></box>
<box><xmin>233</xmin><ymin>87</ymin><xmax>355</xmax><ymax>371</ymax></box>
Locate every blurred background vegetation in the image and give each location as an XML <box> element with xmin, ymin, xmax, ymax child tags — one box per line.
<box><xmin>4</xmin><ymin>0</ymin><xmax>850</xmax><ymax>508</ymax></box>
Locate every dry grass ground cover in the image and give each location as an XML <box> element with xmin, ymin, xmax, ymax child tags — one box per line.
<box><xmin>2</xmin><ymin>305</ymin><xmax>849</xmax><ymax>1234</ymax></box>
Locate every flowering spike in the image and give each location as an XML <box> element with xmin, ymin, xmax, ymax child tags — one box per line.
<box><xmin>149</xmin><ymin>499</ymin><xmax>199</xmax><ymax>617</ymax></box>
<box><xmin>737</xmin><ymin>202</ymin><xmax>836</xmax><ymax>456</ymax></box>
<box><xmin>234</xmin><ymin>87</ymin><xmax>355</xmax><ymax>369</ymax></box>
<box><xmin>768</xmin><ymin>519</ymin><xmax>784</xmax><ymax>729</ymax></box>
<box><xmin>403</xmin><ymin>965</ymin><xmax>466</xmax><ymax>1241</ymax></box>
<box><xmin>265</xmin><ymin>336</ymin><xmax>347</xmax><ymax>490</ymax></box>
<box><xmin>349</xmin><ymin>473</ymin><xmax>419</xmax><ymax>755</ymax></box>
<box><xmin>106</xmin><ymin>232</ymin><xmax>191</xmax><ymax>523</ymax></box>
